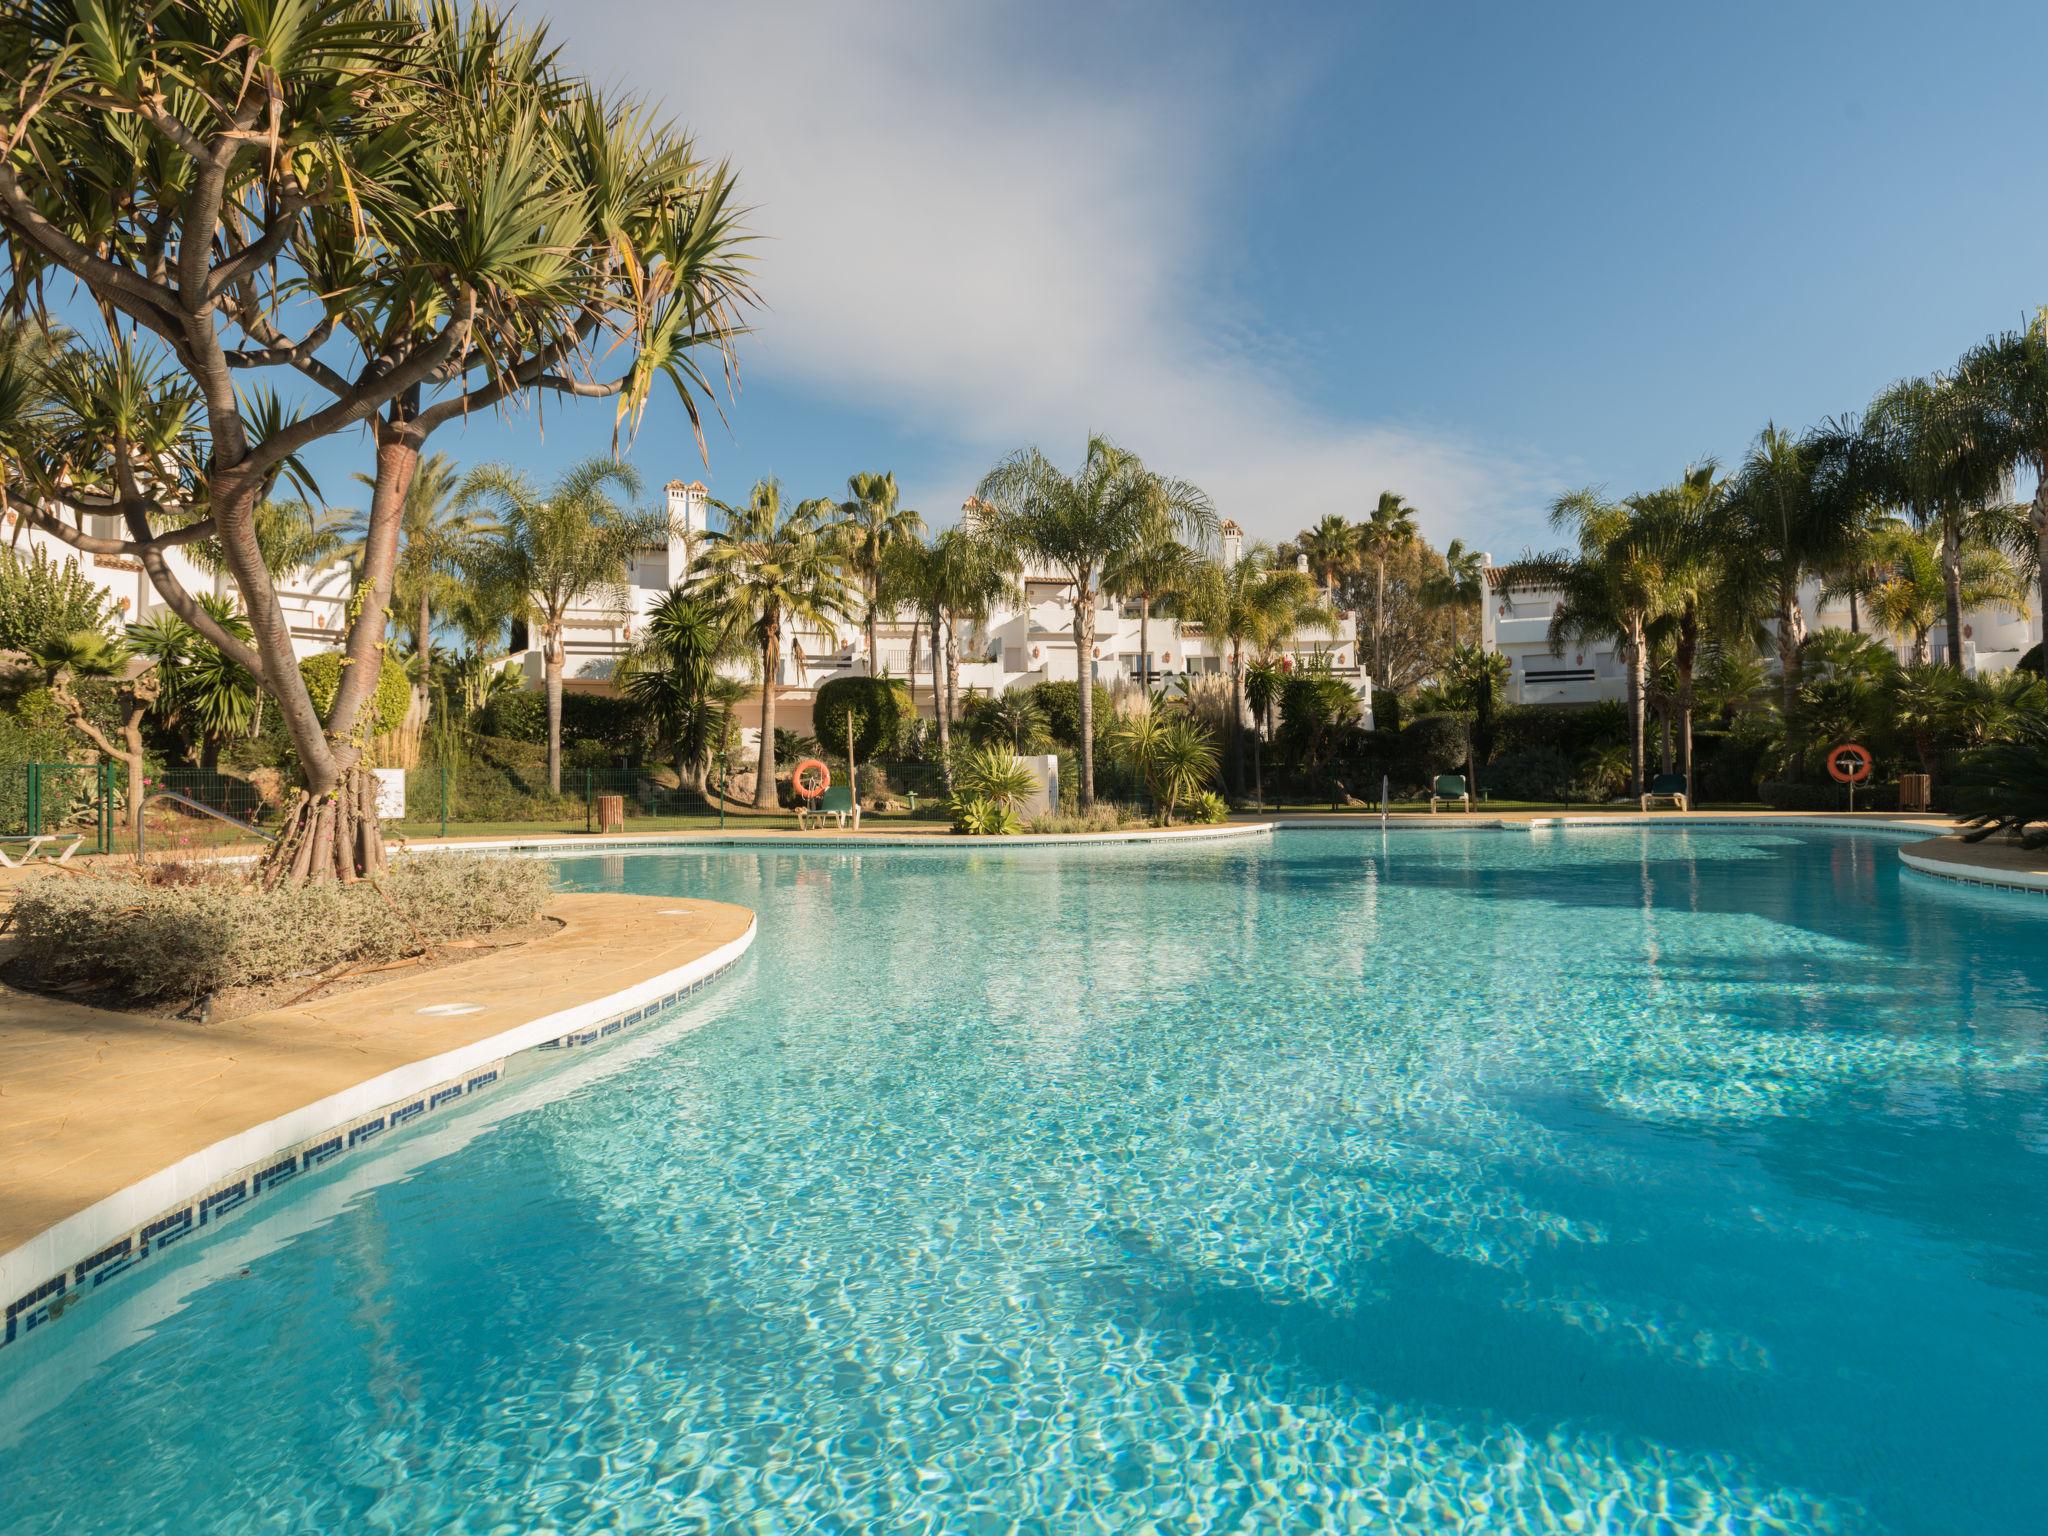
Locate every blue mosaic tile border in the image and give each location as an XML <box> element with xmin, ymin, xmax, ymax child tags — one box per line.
<box><xmin>1</xmin><ymin>952</ymin><xmax>742</xmax><ymax>1355</ymax></box>
<box><xmin>1899</xmin><ymin>855</ymin><xmax>2048</xmax><ymax>897</ymax></box>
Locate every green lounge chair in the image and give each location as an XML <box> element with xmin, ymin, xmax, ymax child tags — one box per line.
<box><xmin>1641</xmin><ymin>773</ymin><xmax>1690</xmax><ymax>812</ymax></box>
<box><xmin>1428</xmin><ymin>774</ymin><xmax>1470</xmax><ymax>814</ymax></box>
<box><xmin>798</xmin><ymin>782</ymin><xmax>860</xmax><ymax>830</ymax></box>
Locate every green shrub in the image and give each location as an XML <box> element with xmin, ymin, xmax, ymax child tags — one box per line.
<box><xmin>1187</xmin><ymin>790</ymin><xmax>1229</xmax><ymax>824</ymax></box>
<box><xmin>814</xmin><ymin>676</ymin><xmax>913</xmax><ymax>760</ymax></box>
<box><xmin>477</xmin><ymin>689</ymin><xmax>545</xmax><ymax>741</ymax></box>
<box><xmin>9</xmin><ymin>854</ymin><xmax>552</xmax><ymax>1003</ymax></box>
<box><xmin>950</xmin><ymin>795</ymin><xmax>1021</xmax><ymax>835</ymax></box>
<box><xmin>1026</xmin><ymin>680</ymin><xmax>1116</xmax><ymax>750</ymax></box>
<box><xmin>0</xmin><ymin>545</ymin><xmax>116</xmax><ymax>653</ymax></box>
<box><xmin>299</xmin><ymin>651</ymin><xmax>411</xmax><ymax>738</ymax></box>
<box><xmin>1481</xmin><ymin>745</ymin><xmax>1571</xmax><ymax>801</ymax></box>
<box><xmin>1956</xmin><ymin>710</ymin><xmax>2048</xmax><ymax>847</ymax></box>
<box><xmin>561</xmin><ymin>690</ymin><xmax>640</xmax><ymax>748</ymax></box>
<box><xmin>1493</xmin><ymin>702</ymin><xmax>1629</xmax><ymax>761</ymax></box>
<box><xmin>1396</xmin><ymin>714</ymin><xmax>1469</xmax><ymax>789</ymax></box>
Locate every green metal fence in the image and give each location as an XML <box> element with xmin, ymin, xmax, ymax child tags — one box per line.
<box><xmin>2</xmin><ymin>763</ymin><xmax>115</xmax><ymax>853</ymax></box>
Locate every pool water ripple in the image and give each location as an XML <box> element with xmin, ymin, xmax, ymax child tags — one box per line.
<box><xmin>1</xmin><ymin>827</ymin><xmax>2043</xmax><ymax>1534</ymax></box>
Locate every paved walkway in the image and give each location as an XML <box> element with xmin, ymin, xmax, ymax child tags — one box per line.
<box><xmin>0</xmin><ymin>893</ymin><xmax>752</xmax><ymax>1259</ymax></box>
<box><xmin>1897</xmin><ymin>831</ymin><xmax>2048</xmax><ymax>889</ymax></box>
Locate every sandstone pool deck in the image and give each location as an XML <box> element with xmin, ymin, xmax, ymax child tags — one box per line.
<box><xmin>0</xmin><ymin>893</ymin><xmax>753</xmax><ymax>1265</ymax></box>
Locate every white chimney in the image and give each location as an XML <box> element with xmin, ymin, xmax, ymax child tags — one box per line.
<box><xmin>664</xmin><ymin>480</ymin><xmax>710</xmax><ymax>578</ymax></box>
<box><xmin>1220</xmin><ymin>518</ymin><xmax>1243</xmax><ymax>569</ymax></box>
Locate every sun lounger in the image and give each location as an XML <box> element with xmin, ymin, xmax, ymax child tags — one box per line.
<box><xmin>1429</xmin><ymin>774</ymin><xmax>1470</xmax><ymax>814</ymax></box>
<box><xmin>0</xmin><ymin>833</ymin><xmax>85</xmax><ymax>868</ymax></box>
<box><xmin>797</xmin><ymin>783</ymin><xmax>860</xmax><ymax>830</ymax></box>
<box><xmin>1640</xmin><ymin>773</ymin><xmax>1690</xmax><ymax>812</ymax></box>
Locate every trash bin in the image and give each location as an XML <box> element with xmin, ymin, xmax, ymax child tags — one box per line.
<box><xmin>1898</xmin><ymin>773</ymin><xmax>1932</xmax><ymax>812</ymax></box>
<box><xmin>595</xmin><ymin>793</ymin><xmax>625</xmax><ymax>833</ymax></box>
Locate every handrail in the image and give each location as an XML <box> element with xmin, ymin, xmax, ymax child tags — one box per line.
<box><xmin>138</xmin><ymin>788</ymin><xmax>275</xmax><ymax>858</ymax></box>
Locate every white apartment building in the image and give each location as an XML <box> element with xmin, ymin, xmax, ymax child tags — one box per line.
<box><xmin>1480</xmin><ymin>556</ymin><xmax>2041</xmax><ymax>706</ymax></box>
<box><xmin>533</xmin><ymin>493</ymin><xmax>1374</xmax><ymax>734</ymax></box>
<box><xmin>3</xmin><ymin>505</ymin><xmax>352</xmax><ymax>658</ymax></box>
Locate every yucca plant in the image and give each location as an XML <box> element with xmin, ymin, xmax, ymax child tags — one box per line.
<box><xmin>953</xmin><ymin>745</ymin><xmax>1042</xmax><ymax>814</ymax></box>
<box><xmin>1955</xmin><ymin>711</ymin><xmax>2048</xmax><ymax>849</ymax></box>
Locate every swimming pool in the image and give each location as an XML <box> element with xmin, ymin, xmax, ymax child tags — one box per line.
<box><xmin>3</xmin><ymin>826</ymin><xmax>2043</xmax><ymax>1533</ymax></box>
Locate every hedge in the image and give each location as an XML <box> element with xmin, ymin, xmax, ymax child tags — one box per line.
<box><xmin>1492</xmin><ymin>701</ymin><xmax>1628</xmax><ymax>761</ymax></box>
<box><xmin>814</xmin><ymin>676</ymin><xmax>913</xmax><ymax>760</ymax></box>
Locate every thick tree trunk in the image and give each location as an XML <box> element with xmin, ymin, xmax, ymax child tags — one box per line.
<box><xmin>866</xmin><ymin>596</ymin><xmax>881</xmax><ymax>678</ymax></box>
<box><xmin>1940</xmin><ymin>514</ymin><xmax>1966</xmax><ymax>673</ymax></box>
<box><xmin>259</xmin><ymin>764</ymin><xmax>388</xmax><ymax>888</ymax></box>
<box><xmin>1911</xmin><ymin>629</ymin><xmax>1931</xmax><ymax>668</ymax></box>
<box><xmin>543</xmin><ymin>633</ymin><xmax>565</xmax><ymax>796</ymax></box>
<box><xmin>1073</xmin><ymin>582</ymin><xmax>1097</xmax><ymax>807</ymax></box>
<box><xmin>753</xmin><ymin>629</ymin><xmax>779</xmax><ymax>809</ymax></box>
<box><xmin>1374</xmin><ymin>558</ymin><xmax>1388</xmax><ymax>682</ymax></box>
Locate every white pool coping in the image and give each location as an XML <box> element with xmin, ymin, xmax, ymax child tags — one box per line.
<box><xmin>1898</xmin><ymin>843</ymin><xmax>2048</xmax><ymax>895</ymax></box>
<box><xmin>392</xmin><ymin>820</ymin><xmax>1278</xmax><ymax>855</ymax></box>
<box><xmin>0</xmin><ymin>919</ymin><xmax>757</xmax><ymax>1352</ymax></box>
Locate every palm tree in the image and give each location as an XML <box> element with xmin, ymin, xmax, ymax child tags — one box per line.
<box><xmin>619</xmin><ymin>589</ymin><xmax>745</xmax><ymax>792</ymax></box>
<box><xmin>1864</xmin><ymin>375</ymin><xmax>2009</xmax><ymax>673</ymax></box>
<box><xmin>1719</xmin><ymin>424</ymin><xmax>1857</xmax><ymax>712</ymax></box>
<box><xmin>1522</xmin><ymin>490</ymin><xmax>1666</xmax><ymax>795</ymax></box>
<box><xmin>1428</xmin><ymin>537</ymin><xmax>1487</xmax><ymax>645</ymax></box>
<box><xmin>1357</xmin><ymin>492</ymin><xmax>1419</xmax><ymax>683</ymax></box>
<box><xmin>128</xmin><ymin>595</ymin><xmax>259</xmax><ymax>768</ymax></box>
<box><xmin>459</xmin><ymin>459</ymin><xmax>662</xmax><ymax>794</ymax></box>
<box><xmin>837</xmin><ymin>471</ymin><xmax>925</xmax><ymax>674</ymax></box>
<box><xmin>1626</xmin><ymin>463</ymin><xmax>1724</xmax><ymax>793</ymax></box>
<box><xmin>693</xmin><ymin>479</ymin><xmax>856</xmax><ymax>807</ymax></box>
<box><xmin>1183</xmin><ymin>543</ymin><xmax>1327</xmax><ymax>795</ymax></box>
<box><xmin>1295</xmin><ymin>513</ymin><xmax>1358</xmax><ymax>594</ymax></box>
<box><xmin>971</xmin><ymin>436</ymin><xmax>1214</xmax><ymax>806</ymax></box>
<box><xmin>1835</xmin><ymin>520</ymin><xmax>2024</xmax><ymax>665</ymax></box>
<box><xmin>1103</xmin><ymin>522</ymin><xmax>1202</xmax><ymax>694</ymax></box>
<box><xmin>1958</xmin><ymin>321</ymin><xmax>2048</xmax><ymax>677</ymax></box>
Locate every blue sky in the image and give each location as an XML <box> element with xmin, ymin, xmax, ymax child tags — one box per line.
<box><xmin>293</xmin><ymin>0</ymin><xmax>2048</xmax><ymax>558</ymax></box>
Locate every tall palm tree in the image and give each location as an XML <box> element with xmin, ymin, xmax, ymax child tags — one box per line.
<box><xmin>1519</xmin><ymin>490</ymin><xmax>1668</xmax><ymax>794</ymax></box>
<box><xmin>693</xmin><ymin>479</ymin><xmax>855</xmax><ymax>807</ymax></box>
<box><xmin>1103</xmin><ymin>517</ymin><xmax>1203</xmax><ymax>694</ymax></box>
<box><xmin>837</xmin><ymin>471</ymin><xmax>926</xmax><ymax>675</ymax></box>
<box><xmin>929</xmin><ymin>527</ymin><xmax>1018</xmax><ymax>774</ymax></box>
<box><xmin>1626</xmin><ymin>463</ymin><xmax>1723</xmax><ymax>793</ymax></box>
<box><xmin>1428</xmin><ymin>537</ymin><xmax>1487</xmax><ymax>645</ymax></box>
<box><xmin>971</xmin><ymin>436</ymin><xmax>1214</xmax><ymax>806</ymax></box>
<box><xmin>459</xmin><ymin>459</ymin><xmax>661</xmax><ymax>794</ymax></box>
<box><xmin>1357</xmin><ymin>491</ymin><xmax>1419</xmax><ymax>683</ymax></box>
<box><xmin>1183</xmin><ymin>543</ymin><xmax>1327</xmax><ymax>794</ymax></box>
<box><xmin>1958</xmin><ymin>321</ymin><xmax>2048</xmax><ymax>677</ymax></box>
<box><xmin>1719</xmin><ymin>424</ymin><xmax>1861</xmax><ymax>712</ymax></box>
<box><xmin>1864</xmin><ymin>374</ymin><xmax>2009</xmax><ymax>673</ymax></box>
<box><xmin>1295</xmin><ymin>513</ymin><xmax>1358</xmax><ymax>594</ymax></box>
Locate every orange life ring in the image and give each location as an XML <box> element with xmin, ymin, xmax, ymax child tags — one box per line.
<box><xmin>791</xmin><ymin>758</ymin><xmax>831</xmax><ymax>800</ymax></box>
<box><xmin>1827</xmin><ymin>743</ymin><xmax>1872</xmax><ymax>784</ymax></box>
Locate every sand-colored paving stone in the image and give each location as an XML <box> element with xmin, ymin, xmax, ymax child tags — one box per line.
<box><xmin>1897</xmin><ymin>830</ymin><xmax>2048</xmax><ymax>886</ymax></box>
<box><xmin>0</xmin><ymin>893</ymin><xmax>752</xmax><ymax>1258</ymax></box>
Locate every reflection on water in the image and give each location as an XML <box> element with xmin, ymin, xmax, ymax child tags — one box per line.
<box><xmin>1</xmin><ymin>828</ymin><xmax>2043</xmax><ymax>1535</ymax></box>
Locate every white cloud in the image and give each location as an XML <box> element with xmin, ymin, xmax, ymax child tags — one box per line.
<box><xmin>555</xmin><ymin>1</ymin><xmax>1559</xmax><ymax>553</ymax></box>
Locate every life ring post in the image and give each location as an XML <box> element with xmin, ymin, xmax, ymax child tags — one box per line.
<box><xmin>792</xmin><ymin>757</ymin><xmax>831</xmax><ymax>802</ymax></box>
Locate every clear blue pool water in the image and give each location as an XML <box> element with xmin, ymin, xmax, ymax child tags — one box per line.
<box><xmin>3</xmin><ymin>826</ymin><xmax>2046</xmax><ymax>1534</ymax></box>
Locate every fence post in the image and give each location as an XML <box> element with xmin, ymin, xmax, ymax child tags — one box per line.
<box><xmin>99</xmin><ymin>761</ymin><xmax>114</xmax><ymax>854</ymax></box>
<box><xmin>583</xmin><ymin>764</ymin><xmax>593</xmax><ymax>834</ymax></box>
<box><xmin>25</xmin><ymin>762</ymin><xmax>41</xmax><ymax>837</ymax></box>
<box><xmin>440</xmin><ymin>761</ymin><xmax>449</xmax><ymax>838</ymax></box>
